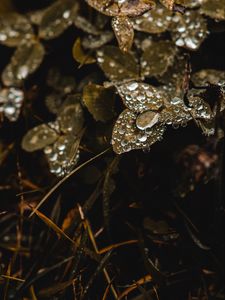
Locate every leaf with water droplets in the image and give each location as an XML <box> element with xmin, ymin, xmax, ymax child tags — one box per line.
<box><xmin>72</xmin><ymin>38</ymin><xmax>96</xmax><ymax>65</ymax></box>
<box><xmin>176</xmin><ymin>0</ymin><xmax>203</xmax><ymax>8</ymax></box>
<box><xmin>112</xmin><ymin>16</ymin><xmax>134</xmax><ymax>52</ymax></box>
<box><xmin>132</xmin><ymin>4</ymin><xmax>172</xmax><ymax>34</ymax></box>
<box><xmin>116</xmin><ymin>81</ymin><xmax>165</xmax><ymax>113</ymax></box>
<box><xmin>21</xmin><ymin>123</ymin><xmax>59</xmax><ymax>152</ymax></box>
<box><xmin>112</xmin><ymin>109</ymin><xmax>165</xmax><ymax>154</ymax></box>
<box><xmin>57</xmin><ymin>95</ymin><xmax>84</xmax><ymax>134</ymax></box>
<box><xmin>0</xmin><ymin>87</ymin><xmax>24</xmax><ymax>122</ymax></box>
<box><xmin>187</xmin><ymin>89</ymin><xmax>213</xmax><ymax>120</ymax></box>
<box><xmin>39</xmin><ymin>0</ymin><xmax>79</xmax><ymax>40</ymax></box>
<box><xmin>159</xmin><ymin>0</ymin><xmax>174</xmax><ymax>10</ymax></box>
<box><xmin>96</xmin><ymin>45</ymin><xmax>139</xmax><ymax>81</ymax></box>
<box><xmin>2</xmin><ymin>38</ymin><xmax>45</xmax><ymax>87</ymax></box>
<box><xmin>200</xmin><ymin>0</ymin><xmax>225</xmax><ymax>21</ymax></box>
<box><xmin>86</xmin><ymin>0</ymin><xmax>156</xmax><ymax>17</ymax></box>
<box><xmin>74</xmin><ymin>15</ymin><xmax>101</xmax><ymax>35</ymax></box>
<box><xmin>170</xmin><ymin>10</ymin><xmax>208</xmax><ymax>50</ymax></box>
<box><xmin>141</xmin><ymin>40</ymin><xmax>177</xmax><ymax>77</ymax></box>
<box><xmin>0</xmin><ymin>12</ymin><xmax>34</xmax><ymax>47</ymax></box>
<box><xmin>44</xmin><ymin>134</ymin><xmax>80</xmax><ymax>177</ymax></box>
<box><xmin>192</xmin><ymin>69</ymin><xmax>225</xmax><ymax>87</ymax></box>
<box><xmin>82</xmin><ymin>31</ymin><xmax>114</xmax><ymax>50</ymax></box>
<box><xmin>83</xmin><ymin>84</ymin><xmax>115</xmax><ymax>122</ymax></box>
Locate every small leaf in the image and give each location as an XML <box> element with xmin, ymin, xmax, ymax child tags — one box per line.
<box><xmin>0</xmin><ymin>87</ymin><xmax>24</xmax><ymax>121</ymax></box>
<box><xmin>82</xmin><ymin>31</ymin><xmax>114</xmax><ymax>50</ymax></box>
<box><xmin>0</xmin><ymin>12</ymin><xmax>34</xmax><ymax>47</ymax></box>
<box><xmin>176</xmin><ymin>0</ymin><xmax>202</xmax><ymax>8</ymax></box>
<box><xmin>96</xmin><ymin>45</ymin><xmax>139</xmax><ymax>81</ymax></box>
<box><xmin>191</xmin><ymin>69</ymin><xmax>225</xmax><ymax>87</ymax></box>
<box><xmin>141</xmin><ymin>40</ymin><xmax>177</xmax><ymax>77</ymax></box>
<box><xmin>83</xmin><ymin>84</ymin><xmax>115</xmax><ymax>122</ymax></box>
<box><xmin>112</xmin><ymin>109</ymin><xmax>165</xmax><ymax>154</ymax></box>
<box><xmin>72</xmin><ymin>37</ymin><xmax>96</xmax><ymax>65</ymax></box>
<box><xmin>86</xmin><ymin>0</ymin><xmax>156</xmax><ymax>17</ymax></box>
<box><xmin>132</xmin><ymin>4</ymin><xmax>172</xmax><ymax>34</ymax></box>
<box><xmin>21</xmin><ymin>123</ymin><xmax>59</xmax><ymax>152</ymax></box>
<box><xmin>111</xmin><ymin>16</ymin><xmax>134</xmax><ymax>52</ymax></box>
<box><xmin>159</xmin><ymin>0</ymin><xmax>174</xmax><ymax>10</ymax></box>
<box><xmin>170</xmin><ymin>10</ymin><xmax>208</xmax><ymax>50</ymax></box>
<box><xmin>74</xmin><ymin>15</ymin><xmax>101</xmax><ymax>35</ymax></box>
<box><xmin>2</xmin><ymin>38</ymin><xmax>45</xmax><ymax>87</ymax></box>
<box><xmin>39</xmin><ymin>0</ymin><xmax>79</xmax><ymax>39</ymax></box>
<box><xmin>200</xmin><ymin>0</ymin><xmax>225</xmax><ymax>21</ymax></box>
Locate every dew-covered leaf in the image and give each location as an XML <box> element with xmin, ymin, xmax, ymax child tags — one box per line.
<box><xmin>82</xmin><ymin>31</ymin><xmax>114</xmax><ymax>50</ymax></box>
<box><xmin>96</xmin><ymin>45</ymin><xmax>139</xmax><ymax>81</ymax></box>
<box><xmin>191</xmin><ymin>69</ymin><xmax>225</xmax><ymax>87</ymax></box>
<box><xmin>159</xmin><ymin>0</ymin><xmax>174</xmax><ymax>10</ymax></box>
<box><xmin>83</xmin><ymin>84</ymin><xmax>115</xmax><ymax>122</ymax></box>
<box><xmin>112</xmin><ymin>16</ymin><xmax>134</xmax><ymax>52</ymax></box>
<box><xmin>132</xmin><ymin>4</ymin><xmax>172</xmax><ymax>34</ymax></box>
<box><xmin>116</xmin><ymin>81</ymin><xmax>165</xmax><ymax>113</ymax></box>
<box><xmin>112</xmin><ymin>109</ymin><xmax>165</xmax><ymax>154</ymax></box>
<box><xmin>2</xmin><ymin>38</ymin><xmax>45</xmax><ymax>87</ymax></box>
<box><xmin>0</xmin><ymin>12</ymin><xmax>34</xmax><ymax>47</ymax></box>
<box><xmin>170</xmin><ymin>10</ymin><xmax>208</xmax><ymax>50</ymax></box>
<box><xmin>200</xmin><ymin>0</ymin><xmax>225</xmax><ymax>21</ymax></box>
<box><xmin>39</xmin><ymin>0</ymin><xmax>79</xmax><ymax>40</ymax></box>
<box><xmin>21</xmin><ymin>123</ymin><xmax>59</xmax><ymax>152</ymax></box>
<box><xmin>57</xmin><ymin>95</ymin><xmax>84</xmax><ymax>134</ymax></box>
<box><xmin>86</xmin><ymin>0</ymin><xmax>156</xmax><ymax>17</ymax></box>
<box><xmin>44</xmin><ymin>134</ymin><xmax>80</xmax><ymax>177</ymax></box>
<box><xmin>176</xmin><ymin>0</ymin><xmax>203</xmax><ymax>8</ymax></box>
<box><xmin>141</xmin><ymin>40</ymin><xmax>177</xmax><ymax>77</ymax></box>
<box><xmin>0</xmin><ymin>87</ymin><xmax>24</xmax><ymax>122</ymax></box>
<box><xmin>72</xmin><ymin>38</ymin><xmax>96</xmax><ymax>65</ymax></box>
<box><xmin>74</xmin><ymin>15</ymin><xmax>101</xmax><ymax>35</ymax></box>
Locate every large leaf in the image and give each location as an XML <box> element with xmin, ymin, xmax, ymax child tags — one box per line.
<box><xmin>2</xmin><ymin>38</ymin><xmax>45</xmax><ymax>87</ymax></box>
<box><xmin>141</xmin><ymin>40</ymin><xmax>177</xmax><ymax>77</ymax></box>
<box><xmin>96</xmin><ymin>45</ymin><xmax>139</xmax><ymax>81</ymax></box>
<box><xmin>83</xmin><ymin>84</ymin><xmax>115</xmax><ymax>122</ymax></box>
<box><xmin>0</xmin><ymin>12</ymin><xmax>33</xmax><ymax>47</ymax></box>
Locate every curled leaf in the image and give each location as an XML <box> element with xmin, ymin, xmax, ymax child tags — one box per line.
<box><xmin>72</xmin><ymin>37</ymin><xmax>96</xmax><ymax>65</ymax></box>
<box><xmin>83</xmin><ymin>84</ymin><xmax>115</xmax><ymax>122</ymax></box>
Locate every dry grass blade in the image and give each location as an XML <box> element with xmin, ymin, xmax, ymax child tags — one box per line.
<box><xmin>1</xmin><ymin>275</ymin><xmax>25</xmax><ymax>282</ymax></box>
<box><xmin>29</xmin><ymin>285</ymin><xmax>38</xmax><ymax>300</ymax></box>
<box><xmin>38</xmin><ymin>279</ymin><xmax>77</xmax><ymax>297</ymax></box>
<box><xmin>118</xmin><ymin>274</ymin><xmax>153</xmax><ymax>299</ymax></box>
<box><xmin>29</xmin><ymin>147</ymin><xmax>111</xmax><ymax>217</ymax></box>
<box><xmin>98</xmin><ymin>239</ymin><xmax>138</xmax><ymax>254</ymax></box>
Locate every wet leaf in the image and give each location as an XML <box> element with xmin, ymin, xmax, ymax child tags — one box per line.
<box><xmin>82</xmin><ymin>31</ymin><xmax>114</xmax><ymax>50</ymax></box>
<box><xmin>191</xmin><ymin>69</ymin><xmax>225</xmax><ymax>87</ymax></box>
<box><xmin>141</xmin><ymin>40</ymin><xmax>177</xmax><ymax>77</ymax></box>
<box><xmin>0</xmin><ymin>87</ymin><xmax>24</xmax><ymax>121</ymax></box>
<box><xmin>86</xmin><ymin>0</ymin><xmax>156</xmax><ymax>17</ymax></box>
<box><xmin>83</xmin><ymin>84</ymin><xmax>115</xmax><ymax>122</ymax></box>
<box><xmin>176</xmin><ymin>0</ymin><xmax>203</xmax><ymax>8</ymax></box>
<box><xmin>116</xmin><ymin>81</ymin><xmax>165</xmax><ymax>113</ymax></box>
<box><xmin>170</xmin><ymin>10</ymin><xmax>208</xmax><ymax>50</ymax></box>
<box><xmin>39</xmin><ymin>0</ymin><xmax>79</xmax><ymax>40</ymax></box>
<box><xmin>72</xmin><ymin>37</ymin><xmax>96</xmax><ymax>65</ymax></box>
<box><xmin>112</xmin><ymin>16</ymin><xmax>134</xmax><ymax>52</ymax></box>
<box><xmin>96</xmin><ymin>45</ymin><xmax>139</xmax><ymax>81</ymax></box>
<box><xmin>0</xmin><ymin>12</ymin><xmax>33</xmax><ymax>47</ymax></box>
<box><xmin>74</xmin><ymin>15</ymin><xmax>101</xmax><ymax>35</ymax></box>
<box><xmin>2</xmin><ymin>38</ymin><xmax>45</xmax><ymax>87</ymax></box>
<box><xmin>200</xmin><ymin>0</ymin><xmax>225</xmax><ymax>21</ymax></box>
<box><xmin>21</xmin><ymin>123</ymin><xmax>59</xmax><ymax>152</ymax></box>
<box><xmin>132</xmin><ymin>4</ymin><xmax>172</xmax><ymax>34</ymax></box>
<box><xmin>111</xmin><ymin>109</ymin><xmax>165</xmax><ymax>154</ymax></box>
<box><xmin>159</xmin><ymin>0</ymin><xmax>174</xmax><ymax>10</ymax></box>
